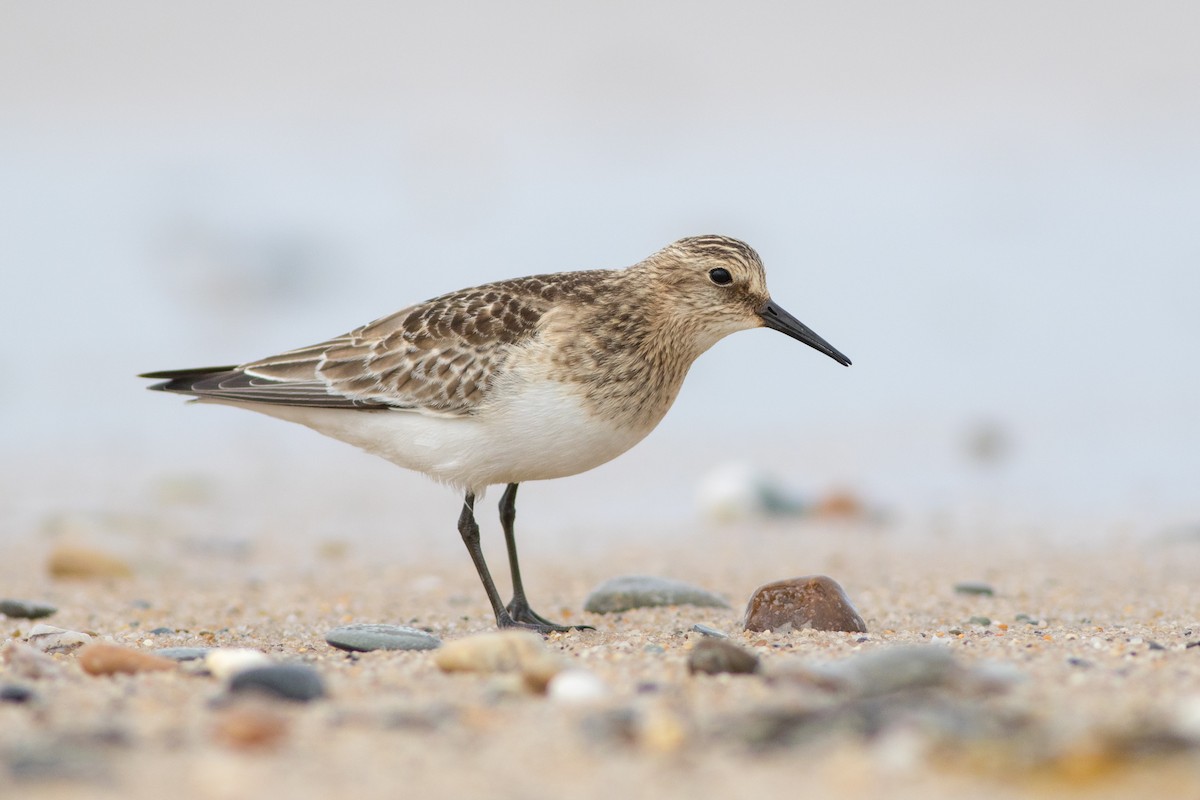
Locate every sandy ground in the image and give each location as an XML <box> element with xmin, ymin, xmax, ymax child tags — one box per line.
<box><xmin>3</xmin><ymin>494</ymin><xmax>1200</xmax><ymax>800</ymax></box>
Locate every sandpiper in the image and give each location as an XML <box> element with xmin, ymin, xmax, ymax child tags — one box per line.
<box><xmin>143</xmin><ymin>235</ymin><xmax>851</xmax><ymax>632</ymax></box>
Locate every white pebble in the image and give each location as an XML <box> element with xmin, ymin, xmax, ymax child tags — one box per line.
<box><xmin>548</xmin><ymin>670</ymin><xmax>608</xmax><ymax>704</ymax></box>
<box><xmin>204</xmin><ymin>648</ymin><xmax>271</xmax><ymax>679</ymax></box>
<box><xmin>1172</xmin><ymin>695</ymin><xmax>1200</xmax><ymax>740</ymax></box>
<box><xmin>26</xmin><ymin>623</ymin><xmax>93</xmax><ymax>653</ymax></box>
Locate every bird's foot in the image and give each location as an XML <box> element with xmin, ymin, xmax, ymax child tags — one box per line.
<box><xmin>501</xmin><ymin>599</ymin><xmax>594</xmax><ymax>634</ymax></box>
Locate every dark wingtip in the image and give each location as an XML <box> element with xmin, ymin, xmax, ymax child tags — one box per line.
<box><xmin>139</xmin><ymin>366</ymin><xmax>238</xmax><ymax>380</ymax></box>
<box><xmin>140</xmin><ymin>366</ymin><xmax>239</xmax><ymax>394</ymax></box>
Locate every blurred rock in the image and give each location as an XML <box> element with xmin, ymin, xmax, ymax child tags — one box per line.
<box><xmin>805</xmin><ymin>645</ymin><xmax>961</xmax><ymax>697</ymax></box>
<box><xmin>46</xmin><ymin>545</ymin><xmax>132</xmax><ymax>580</ymax></box>
<box><xmin>583</xmin><ymin>575</ymin><xmax>730</xmax><ymax>614</ymax></box>
<box><xmin>228</xmin><ymin>664</ymin><xmax>326</xmax><ymax>703</ymax></box>
<box><xmin>433</xmin><ymin>631</ymin><xmax>565</xmax><ymax>693</ymax></box>
<box><xmin>324</xmin><ymin>623</ymin><xmax>441</xmax><ymax>653</ymax></box>
<box><xmin>0</xmin><ymin>599</ymin><xmax>58</xmax><ymax>619</ymax></box>
<box><xmin>78</xmin><ymin>643</ymin><xmax>176</xmax><ymax>676</ymax></box>
<box><xmin>954</xmin><ymin>581</ymin><xmax>996</xmax><ymax>596</ymax></box>
<box><xmin>205</xmin><ymin>648</ymin><xmax>272</xmax><ymax>679</ymax></box>
<box><xmin>812</xmin><ymin>490</ymin><xmax>867</xmax><ymax>519</ymax></box>
<box><xmin>150</xmin><ymin>473</ymin><xmax>216</xmax><ymax>506</ymax></box>
<box><xmin>964</xmin><ymin>419</ymin><xmax>1013</xmax><ymax>467</ymax></box>
<box><xmin>156</xmin><ymin>647</ymin><xmax>212</xmax><ymax>662</ymax></box>
<box><xmin>1</xmin><ymin>640</ymin><xmax>63</xmax><ymax>678</ymax></box>
<box><xmin>213</xmin><ymin>702</ymin><xmax>290</xmax><ymax>750</ymax></box>
<box><xmin>0</xmin><ymin>684</ymin><xmax>36</xmax><ymax>704</ymax></box>
<box><xmin>696</xmin><ymin>462</ymin><xmax>805</xmax><ymax>521</ymax></box>
<box><xmin>547</xmin><ymin>670</ymin><xmax>609</xmax><ymax>704</ymax></box>
<box><xmin>316</xmin><ymin>539</ymin><xmax>351</xmax><ymax>560</ymax></box>
<box><xmin>5</xmin><ymin>742</ymin><xmax>111</xmax><ymax>782</ymax></box>
<box><xmin>743</xmin><ymin>576</ymin><xmax>867</xmax><ymax>633</ymax></box>
<box><xmin>26</xmin><ymin>623</ymin><xmax>92</xmax><ymax>654</ymax></box>
<box><xmin>687</xmin><ymin>638</ymin><xmax>760</xmax><ymax>676</ymax></box>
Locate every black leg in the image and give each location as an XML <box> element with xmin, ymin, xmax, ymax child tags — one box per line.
<box><xmin>457</xmin><ymin>492</ymin><xmax>523</xmax><ymax>630</ymax></box>
<box><xmin>499</xmin><ymin>483</ymin><xmax>593</xmax><ymax>632</ymax></box>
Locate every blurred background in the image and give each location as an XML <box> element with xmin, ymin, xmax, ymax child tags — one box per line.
<box><xmin>2</xmin><ymin>2</ymin><xmax>1198</xmax><ymax>550</ymax></box>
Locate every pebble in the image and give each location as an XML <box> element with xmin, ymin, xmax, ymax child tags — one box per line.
<box><xmin>78</xmin><ymin>642</ymin><xmax>177</xmax><ymax>676</ymax></box>
<box><xmin>583</xmin><ymin>575</ymin><xmax>730</xmax><ymax>614</ymax></box>
<box><xmin>696</xmin><ymin>462</ymin><xmax>805</xmax><ymax>520</ymax></box>
<box><xmin>1</xmin><ymin>684</ymin><xmax>36</xmax><ymax>703</ymax></box>
<box><xmin>691</xmin><ymin>623</ymin><xmax>729</xmax><ymax>638</ymax></box>
<box><xmin>687</xmin><ymin>638</ymin><xmax>760</xmax><ymax>675</ymax></box>
<box><xmin>813</xmin><ymin>490</ymin><xmax>866</xmax><ymax>519</ymax></box>
<box><xmin>953</xmin><ymin>581</ymin><xmax>995</xmax><ymax>596</ymax></box>
<box><xmin>782</xmin><ymin>645</ymin><xmax>961</xmax><ymax>697</ymax></box>
<box><xmin>155</xmin><ymin>647</ymin><xmax>213</xmax><ymax>662</ymax></box>
<box><xmin>1</xmin><ymin>640</ymin><xmax>63</xmax><ymax>678</ymax></box>
<box><xmin>205</xmin><ymin>648</ymin><xmax>272</xmax><ymax>679</ymax></box>
<box><xmin>46</xmin><ymin>544</ymin><xmax>133</xmax><ymax>579</ymax></box>
<box><xmin>26</xmin><ymin>623</ymin><xmax>93</xmax><ymax>653</ymax></box>
<box><xmin>0</xmin><ymin>598</ymin><xmax>58</xmax><ymax>619</ymax></box>
<box><xmin>213</xmin><ymin>702</ymin><xmax>290</xmax><ymax>749</ymax></box>
<box><xmin>433</xmin><ymin>631</ymin><xmax>565</xmax><ymax>692</ymax></box>
<box><xmin>547</xmin><ymin>670</ymin><xmax>609</xmax><ymax>703</ymax></box>
<box><xmin>743</xmin><ymin>575</ymin><xmax>867</xmax><ymax>633</ymax></box>
<box><xmin>967</xmin><ymin>616</ymin><xmax>992</xmax><ymax>626</ymax></box>
<box><xmin>324</xmin><ymin>623</ymin><xmax>441</xmax><ymax>653</ymax></box>
<box><xmin>228</xmin><ymin>664</ymin><xmax>326</xmax><ymax>702</ymax></box>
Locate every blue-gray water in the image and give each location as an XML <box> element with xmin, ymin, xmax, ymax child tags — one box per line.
<box><xmin>2</xmin><ymin>3</ymin><xmax>1198</xmax><ymax>539</ymax></box>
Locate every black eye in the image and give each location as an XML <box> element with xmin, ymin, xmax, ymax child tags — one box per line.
<box><xmin>708</xmin><ymin>268</ymin><xmax>733</xmax><ymax>286</ymax></box>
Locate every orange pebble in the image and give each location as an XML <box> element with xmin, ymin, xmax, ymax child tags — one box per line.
<box><xmin>78</xmin><ymin>642</ymin><xmax>176</xmax><ymax>675</ymax></box>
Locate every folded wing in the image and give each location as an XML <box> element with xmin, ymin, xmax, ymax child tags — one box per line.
<box><xmin>142</xmin><ymin>278</ymin><xmax>555</xmax><ymax>416</ymax></box>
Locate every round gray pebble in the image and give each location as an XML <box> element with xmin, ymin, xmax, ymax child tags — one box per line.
<box><xmin>228</xmin><ymin>664</ymin><xmax>326</xmax><ymax>702</ymax></box>
<box><xmin>583</xmin><ymin>575</ymin><xmax>730</xmax><ymax>614</ymax></box>
<box><xmin>0</xmin><ymin>599</ymin><xmax>58</xmax><ymax>620</ymax></box>
<box><xmin>324</xmin><ymin>623</ymin><xmax>441</xmax><ymax>653</ymax></box>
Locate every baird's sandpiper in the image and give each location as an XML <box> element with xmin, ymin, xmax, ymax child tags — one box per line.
<box><xmin>143</xmin><ymin>235</ymin><xmax>851</xmax><ymax>632</ymax></box>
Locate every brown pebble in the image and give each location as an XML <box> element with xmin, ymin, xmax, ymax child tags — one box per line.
<box><xmin>813</xmin><ymin>490</ymin><xmax>865</xmax><ymax>518</ymax></box>
<box><xmin>46</xmin><ymin>545</ymin><xmax>132</xmax><ymax>580</ymax></box>
<box><xmin>78</xmin><ymin>642</ymin><xmax>177</xmax><ymax>675</ymax></box>
<box><xmin>743</xmin><ymin>575</ymin><xmax>867</xmax><ymax>633</ymax></box>
<box><xmin>213</xmin><ymin>703</ymin><xmax>289</xmax><ymax>750</ymax></box>
<box><xmin>687</xmin><ymin>638</ymin><xmax>760</xmax><ymax>675</ymax></box>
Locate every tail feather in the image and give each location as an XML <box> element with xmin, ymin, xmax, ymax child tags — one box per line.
<box><xmin>140</xmin><ymin>365</ymin><xmax>388</xmax><ymax>408</ymax></box>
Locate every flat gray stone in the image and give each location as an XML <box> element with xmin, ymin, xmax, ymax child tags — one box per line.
<box><xmin>692</xmin><ymin>623</ymin><xmax>730</xmax><ymax>638</ymax></box>
<box><xmin>813</xmin><ymin>645</ymin><xmax>960</xmax><ymax>697</ymax></box>
<box><xmin>583</xmin><ymin>575</ymin><xmax>730</xmax><ymax>614</ymax></box>
<box><xmin>155</xmin><ymin>647</ymin><xmax>213</xmax><ymax>662</ymax></box>
<box><xmin>0</xmin><ymin>599</ymin><xmax>57</xmax><ymax>619</ymax></box>
<box><xmin>324</xmin><ymin>623</ymin><xmax>441</xmax><ymax>653</ymax></box>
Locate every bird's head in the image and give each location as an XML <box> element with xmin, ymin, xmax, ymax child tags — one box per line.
<box><xmin>643</xmin><ymin>235</ymin><xmax>851</xmax><ymax>366</ymax></box>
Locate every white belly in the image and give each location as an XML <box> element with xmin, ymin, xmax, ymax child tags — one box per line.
<box><xmin>207</xmin><ymin>380</ymin><xmax>653</xmax><ymax>493</ymax></box>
